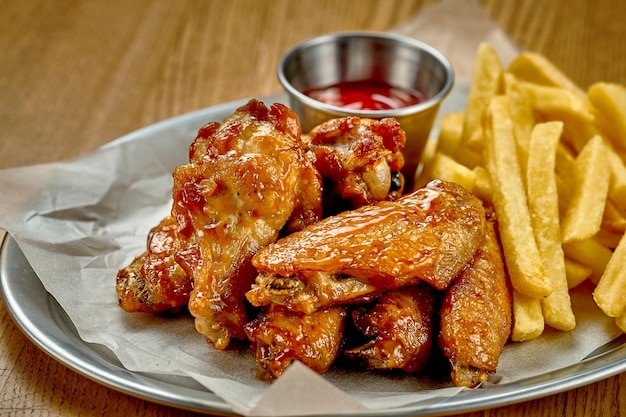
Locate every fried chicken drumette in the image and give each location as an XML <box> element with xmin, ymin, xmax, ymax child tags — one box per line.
<box><xmin>244</xmin><ymin>304</ymin><xmax>347</xmax><ymax>379</ymax></box>
<box><xmin>302</xmin><ymin>116</ymin><xmax>406</xmax><ymax>214</ymax></box>
<box><xmin>116</xmin><ymin>215</ymin><xmax>193</xmax><ymax>313</ymax></box>
<box><xmin>344</xmin><ymin>283</ymin><xmax>437</xmax><ymax>373</ymax></box>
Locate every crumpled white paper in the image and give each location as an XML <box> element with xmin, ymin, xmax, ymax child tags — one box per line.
<box><xmin>0</xmin><ymin>0</ymin><xmax>623</xmax><ymax>416</ymax></box>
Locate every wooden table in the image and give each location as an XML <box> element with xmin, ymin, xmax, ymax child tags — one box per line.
<box><xmin>1</xmin><ymin>1</ymin><xmax>624</xmax><ymax>416</ymax></box>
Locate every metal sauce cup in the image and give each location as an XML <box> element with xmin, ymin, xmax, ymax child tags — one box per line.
<box><xmin>278</xmin><ymin>31</ymin><xmax>454</xmax><ymax>182</ymax></box>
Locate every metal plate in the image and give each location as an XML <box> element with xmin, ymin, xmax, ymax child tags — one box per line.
<box><xmin>1</xmin><ymin>95</ymin><xmax>625</xmax><ymax>417</ymax></box>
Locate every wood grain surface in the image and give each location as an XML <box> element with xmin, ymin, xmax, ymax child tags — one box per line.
<box><xmin>1</xmin><ymin>1</ymin><xmax>625</xmax><ymax>416</ymax></box>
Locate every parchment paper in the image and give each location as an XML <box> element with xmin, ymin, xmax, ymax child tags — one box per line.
<box><xmin>0</xmin><ymin>0</ymin><xmax>622</xmax><ymax>416</ymax></box>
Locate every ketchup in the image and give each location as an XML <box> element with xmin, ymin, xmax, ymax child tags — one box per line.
<box><xmin>304</xmin><ymin>80</ymin><xmax>424</xmax><ymax>111</ymax></box>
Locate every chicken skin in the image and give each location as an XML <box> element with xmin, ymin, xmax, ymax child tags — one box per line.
<box><xmin>116</xmin><ymin>216</ymin><xmax>192</xmax><ymax>313</ymax></box>
<box><xmin>171</xmin><ymin>100</ymin><xmax>323</xmax><ymax>349</ymax></box>
<box><xmin>244</xmin><ymin>304</ymin><xmax>347</xmax><ymax>379</ymax></box>
<box><xmin>246</xmin><ymin>180</ymin><xmax>486</xmax><ymax>314</ymax></box>
<box><xmin>344</xmin><ymin>283</ymin><xmax>437</xmax><ymax>373</ymax></box>
<box><xmin>302</xmin><ymin>116</ymin><xmax>406</xmax><ymax>214</ymax></box>
<box><xmin>438</xmin><ymin>217</ymin><xmax>512</xmax><ymax>387</ymax></box>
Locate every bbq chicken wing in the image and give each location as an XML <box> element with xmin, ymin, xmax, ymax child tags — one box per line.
<box><xmin>246</xmin><ymin>180</ymin><xmax>486</xmax><ymax>314</ymax></box>
<box><xmin>188</xmin><ymin>100</ymin><xmax>323</xmax><ymax>234</ymax></box>
<box><xmin>244</xmin><ymin>304</ymin><xmax>347</xmax><ymax>380</ymax></box>
<box><xmin>344</xmin><ymin>283</ymin><xmax>437</xmax><ymax>373</ymax></box>
<box><xmin>302</xmin><ymin>116</ymin><xmax>406</xmax><ymax>214</ymax></box>
<box><xmin>116</xmin><ymin>216</ymin><xmax>192</xmax><ymax>313</ymax></box>
<box><xmin>172</xmin><ymin>100</ymin><xmax>323</xmax><ymax>349</ymax></box>
<box><xmin>438</xmin><ymin>217</ymin><xmax>512</xmax><ymax>387</ymax></box>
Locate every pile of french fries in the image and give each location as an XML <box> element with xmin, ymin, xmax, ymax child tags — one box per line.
<box><xmin>416</xmin><ymin>43</ymin><xmax>626</xmax><ymax>342</ymax></box>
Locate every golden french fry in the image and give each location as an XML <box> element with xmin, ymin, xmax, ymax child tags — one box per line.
<box><xmin>558</xmin><ymin>136</ymin><xmax>626</xmax><ymax>216</ymax></box>
<box><xmin>555</xmin><ymin>171</ymin><xmax>574</xmax><ymax>217</ymax></box>
<box><xmin>471</xmin><ymin>165</ymin><xmax>492</xmax><ymax>204</ymax></box>
<box><xmin>554</xmin><ymin>142</ymin><xmax>577</xmax><ymax>187</ymax></box>
<box><xmin>455</xmin><ymin>43</ymin><xmax>502</xmax><ymax>164</ymax></box>
<box><xmin>561</xmin><ymin>135</ymin><xmax>610</xmax><ymax>243</ymax></box>
<box><xmin>562</xmin><ymin>238</ymin><xmax>613</xmax><ymax>284</ymax></box>
<box><xmin>515</xmin><ymin>80</ymin><xmax>600</xmax><ymax>155</ymax></box>
<box><xmin>454</xmin><ymin>128</ymin><xmax>484</xmax><ymax>168</ymax></box>
<box><xmin>454</xmin><ymin>147</ymin><xmax>483</xmax><ymax>169</ymax></box>
<box><xmin>594</xmin><ymin>233</ymin><xmax>626</xmax><ymax>317</ymax></box>
<box><xmin>616</xmin><ymin>312</ymin><xmax>626</xmax><ymax>334</ymax></box>
<box><xmin>511</xmin><ymin>290</ymin><xmax>545</xmax><ymax>342</ymax></box>
<box><xmin>428</xmin><ymin>151</ymin><xmax>476</xmax><ymax>191</ymax></box>
<box><xmin>518</xmin><ymin>81</ymin><xmax>594</xmax><ymax>124</ymax></box>
<box><xmin>587</xmin><ymin>82</ymin><xmax>626</xmax><ymax>151</ymax></box>
<box><xmin>593</xmin><ymin>228</ymin><xmax>623</xmax><ymax>250</ymax></box>
<box><xmin>564</xmin><ymin>258</ymin><xmax>592</xmax><ymax>289</ymax></box>
<box><xmin>602</xmin><ymin>200</ymin><xmax>626</xmax><ymax>234</ymax></box>
<box><xmin>436</xmin><ymin>112</ymin><xmax>464</xmax><ymax>156</ymax></box>
<box><xmin>508</xmin><ymin>51</ymin><xmax>586</xmax><ymax>99</ymax></box>
<box><xmin>484</xmin><ymin>95</ymin><xmax>551</xmax><ymax>298</ymax></box>
<box><xmin>526</xmin><ymin>121</ymin><xmax>575</xmax><ymax>330</ymax></box>
<box><xmin>503</xmin><ymin>73</ymin><xmax>535</xmax><ymax>172</ymax></box>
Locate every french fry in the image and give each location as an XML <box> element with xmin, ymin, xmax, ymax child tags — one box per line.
<box><xmin>503</xmin><ymin>73</ymin><xmax>535</xmax><ymax>173</ymax></box>
<box><xmin>554</xmin><ymin>142</ymin><xmax>577</xmax><ymax>187</ymax></box>
<box><xmin>454</xmin><ymin>146</ymin><xmax>483</xmax><ymax>169</ymax></box>
<box><xmin>483</xmin><ymin>95</ymin><xmax>551</xmax><ymax>298</ymax></box>
<box><xmin>593</xmin><ymin>228</ymin><xmax>623</xmax><ymax>250</ymax></box>
<box><xmin>564</xmin><ymin>258</ymin><xmax>592</xmax><ymax>289</ymax></box>
<box><xmin>562</xmin><ymin>238</ymin><xmax>613</xmax><ymax>284</ymax></box>
<box><xmin>515</xmin><ymin>80</ymin><xmax>601</xmax><ymax>156</ymax></box>
<box><xmin>555</xmin><ymin>173</ymin><xmax>572</xmax><ymax>218</ymax></box>
<box><xmin>594</xmin><ymin>233</ymin><xmax>626</xmax><ymax>317</ymax></box>
<box><xmin>587</xmin><ymin>82</ymin><xmax>626</xmax><ymax>151</ymax></box>
<box><xmin>455</xmin><ymin>43</ymin><xmax>502</xmax><ymax>166</ymax></box>
<box><xmin>471</xmin><ymin>165</ymin><xmax>492</xmax><ymax>204</ymax></box>
<box><xmin>518</xmin><ymin>81</ymin><xmax>594</xmax><ymax>124</ymax></box>
<box><xmin>436</xmin><ymin>112</ymin><xmax>464</xmax><ymax>155</ymax></box>
<box><xmin>511</xmin><ymin>290</ymin><xmax>545</xmax><ymax>342</ymax></box>
<box><xmin>563</xmin><ymin>134</ymin><xmax>626</xmax><ymax>213</ymax></box>
<box><xmin>427</xmin><ymin>151</ymin><xmax>476</xmax><ymax>191</ymax></box>
<box><xmin>561</xmin><ymin>135</ymin><xmax>610</xmax><ymax>243</ymax></box>
<box><xmin>602</xmin><ymin>200</ymin><xmax>626</xmax><ymax>234</ymax></box>
<box><xmin>507</xmin><ymin>51</ymin><xmax>586</xmax><ymax>99</ymax></box>
<box><xmin>526</xmin><ymin>121</ymin><xmax>575</xmax><ymax>330</ymax></box>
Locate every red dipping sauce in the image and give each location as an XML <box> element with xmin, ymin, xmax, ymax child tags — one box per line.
<box><xmin>303</xmin><ymin>80</ymin><xmax>424</xmax><ymax>111</ymax></box>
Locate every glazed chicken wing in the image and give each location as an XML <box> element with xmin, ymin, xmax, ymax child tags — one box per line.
<box><xmin>188</xmin><ymin>100</ymin><xmax>323</xmax><ymax>234</ymax></box>
<box><xmin>116</xmin><ymin>216</ymin><xmax>192</xmax><ymax>313</ymax></box>
<box><xmin>302</xmin><ymin>116</ymin><xmax>406</xmax><ymax>214</ymax></box>
<box><xmin>438</xmin><ymin>217</ymin><xmax>512</xmax><ymax>387</ymax></box>
<box><xmin>246</xmin><ymin>180</ymin><xmax>486</xmax><ymax>314</ymax></box>
<box><xmin>344</xmin><ymin>283</ymin><xmax>436</xmax><ymax>373</ymax></box>
<box><xmin>172</xmin><ymin>100</ymin><xmax>323</xmax><ymax>349</ymax></box>
<box><xmin>244</xmin><ymin>304</ymin><xmax>347</xmax><ymax>379</ymax></box>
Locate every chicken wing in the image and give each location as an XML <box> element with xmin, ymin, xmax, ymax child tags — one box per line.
<box><xmin>116</xmin><ymin>215</ymin><xmax>192</xmax><ymax>313</ymax></box>
<box><xmin>188</xmin><ymin>100</ymin><xmax>323</xmax><ymax>234</ymax></box>
<box><xmin>172</xmin><ymin>100</ymin><xmax>323</xmax><ymax>349</ymax></box>
<box><xmin>244</xmin><ymin>304</ymin><xmax>347</xmax><ymax>380</ymax></box>
<box><xmin>438</xmin><ymin>217</ymin><xmax>512</xmax><ymax>387</ymax></box>
<box><xmin>246</xmin><ymin>180</ymin><xmax>486</xmax><ymax>314</ymax></box>
<box><xmin>344</xmin><ymin>283</ymin><xmax>436</xmax><ymax>373</ymax></box>
<box><xmin>302</xmin><ymin>116</ymin><xmax>406</xmax><ymax>214</ymax></box>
